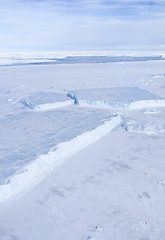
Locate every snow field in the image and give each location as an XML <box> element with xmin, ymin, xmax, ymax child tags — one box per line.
<box><xmin>1</xmin><ymin>84</ymin><xmax>165</xmax><ymax>206</ymax></box>
<box><xmin>0</xmin><ymin>57</ymin><xmax>165</xmax><ymax>239</ymax></box>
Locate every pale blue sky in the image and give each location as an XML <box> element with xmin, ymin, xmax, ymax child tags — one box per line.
<box><xmin>0</xmin><ymin>0</ymin><xmax>165</xmax><ymax>51</ymax></box>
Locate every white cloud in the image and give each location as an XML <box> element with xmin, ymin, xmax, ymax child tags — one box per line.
<box><xmin>0</xmin><ymin>0</ymin><xmax>165</xmax><ymax>50</ymax></box>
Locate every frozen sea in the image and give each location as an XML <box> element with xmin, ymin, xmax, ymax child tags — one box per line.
<box><xmin>0</xmin><ymin>52</ymin><xmax>165</xmax><ymax>240</ymax></box>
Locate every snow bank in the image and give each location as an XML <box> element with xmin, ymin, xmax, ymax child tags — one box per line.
<box><xmin>0</xmin><ymin>115</ymin><xmax>121</xmax><ymax>203</ymax></box>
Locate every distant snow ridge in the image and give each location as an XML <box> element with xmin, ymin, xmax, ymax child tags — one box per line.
<box><xmin>0</xmin><ymin>115</ymin><xmax>121</xmax><ymax>203</ymax></box>
<box><xmin>1</xmin><ymin>54</ymin><xmax>164</xmax><ymax>67</ymax></box>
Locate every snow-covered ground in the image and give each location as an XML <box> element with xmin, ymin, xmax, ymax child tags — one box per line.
<box><xmin>0</xmin><ymin>52</ymin><xmax>165</xmax><ymax>240</ymax></box>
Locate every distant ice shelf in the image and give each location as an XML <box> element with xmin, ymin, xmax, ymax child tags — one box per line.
<box><xmin>0</xmin><ymin>54</ymin><xmax>165</xmax><ymax>67</ymax></box>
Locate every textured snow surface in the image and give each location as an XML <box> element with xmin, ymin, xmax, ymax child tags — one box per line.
<box><xmin>0</xmin><ymin>53</ymin><xmax>165</xmax><ymax>240</ymax></box>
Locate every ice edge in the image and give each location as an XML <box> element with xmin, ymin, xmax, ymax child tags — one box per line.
<box><xmin>78</xmin><ymin>99</ymin><xmax>165</xmax><ymax>109</ymax></box>
<box><xmin>21</xmin><ymin>99</ymin><xmax>74</xmax><ymax>111</ymax></box>
<box><xmin>0</xmin><ymin>115</ymin><xmax>122</xmax><ymax>204</ymax></box>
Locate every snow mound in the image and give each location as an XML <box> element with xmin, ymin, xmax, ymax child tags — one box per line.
<box><xmin>0</xmin><ymin>115</ymin><xmax>121</xmax><ymax>203</ymax></box>
<box><xmin>122</xmin><ymin>119</ymin><xmax>165</xmax><ymax>134</ymax></box>
<box><xmin>21</xmin><ymin>92</ymin><xmax>74</xmax><ymax>111</ymax></box>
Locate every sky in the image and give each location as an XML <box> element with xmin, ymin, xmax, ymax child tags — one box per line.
<box><xmin>0</xmin><ymin>0</ymin><xmax>165</xmax><ymax>51</ymax></box>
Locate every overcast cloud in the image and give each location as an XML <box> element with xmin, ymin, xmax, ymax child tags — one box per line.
<box><xmin>0</xmin><ymin>0</ymin><xmax>165</xmax><ymax>51</ymax></box>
